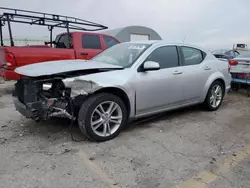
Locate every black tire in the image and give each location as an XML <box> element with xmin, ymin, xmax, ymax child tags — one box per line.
<box><xmin>231</xmin><ymin>83</ymin><xmax>239</xmax><ymax>91</ymax></box>
<box><xmin>78</xmin><ymin>93</ymin><xmax>128</xmax><ymax>142</ymax></box>
<box><xmin>203</xmin><ymin>80</ymin><xmax>225</xmax><ymax>111</ymax></box>
<box><xmin>247</xmin><ymin>87</ymin><xmax>250</xmax><ymax>97</ymax></box>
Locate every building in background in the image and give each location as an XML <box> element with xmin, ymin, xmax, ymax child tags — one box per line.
<box><xmin>3</xmin><ymin>25</ymin><xmax>162</xmax><ymax>46</ymax></box>
<box><xmin>101</xmin><ymin>25</ymin><xmax>162</xmax><ymax>42</ymax></box>
<box><xmin>233</xmin><ymin>44</ymin><xmax>248</xmax><ymax>52</ymax></box>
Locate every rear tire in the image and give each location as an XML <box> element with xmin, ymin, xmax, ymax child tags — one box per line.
<box><xmin>78</xmin><ymin>93</ymin><xmax>128</xmax><ymax>142</ymax></box>
<box><xmin>203</xmin><ymin>80</ymin><xmax>224</xmax><ymax>111</ymax></box>
<box><xmin>231</xmin><ymin>83</ymin><xmax>239</xmax><ymax>91</ymax></box>
<box><xmin>247</xmin><ymin>87</ymin><xmax>250</xmax><ymax>97</ymax></box>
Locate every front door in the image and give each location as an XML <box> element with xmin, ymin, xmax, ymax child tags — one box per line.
<box><xmin>135</xmin><ymin>45</ymin><xmax>184</xmax><ymax>115</ymax></box>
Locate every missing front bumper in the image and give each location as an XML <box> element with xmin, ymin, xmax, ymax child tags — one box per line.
<box><xmin>13</xmin><ymin>97</ymin><xmax>44</xmax><ymax>121</ymax></box>
<box><xmin>13</xmin><ymin>97</ymin><xmax>77</xmax><ymax>121</ymax></box>
<box><xmin>13</xmin><ymin>97</ymin><xmax>33</xmax><ymax>118</ymax></box>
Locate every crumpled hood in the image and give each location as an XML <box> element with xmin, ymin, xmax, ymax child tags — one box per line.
<box><xmin>14</xmin><ymin>59</ymin><xmax>122</xmax><ymax>77</ymax></box>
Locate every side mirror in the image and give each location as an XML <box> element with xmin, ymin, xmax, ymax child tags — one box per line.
<box><xmin>143</xmin><ymin>61</ymin><xmax>160</xmax><ymax>71</ymax></box>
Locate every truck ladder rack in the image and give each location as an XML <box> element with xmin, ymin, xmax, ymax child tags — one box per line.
<box><xmin>0</xmin><ymin>7</ymin><xmax>108</xmax><ymax>46</ymax></box>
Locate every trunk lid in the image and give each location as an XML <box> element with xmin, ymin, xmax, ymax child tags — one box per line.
<box><xmin>15</xmin><ymin>59</ymin><xmax>123</xmax><ymax>77</ymax></box>
<box><xmin>230</xmin><ymin>57</ymin><xmax>250</xmax><ymax>73</ymax></box>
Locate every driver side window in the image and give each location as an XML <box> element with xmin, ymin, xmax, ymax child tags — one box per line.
<box><xmin>145</xmin><ymin>46</ymin><xmax>179</xmax><ymax>69</ymax></box>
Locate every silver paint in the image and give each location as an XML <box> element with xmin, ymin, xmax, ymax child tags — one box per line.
<box><xmin>16</xmin><ymin>41</ymin><xmax>232</xmax><ymax>120</ymax></box>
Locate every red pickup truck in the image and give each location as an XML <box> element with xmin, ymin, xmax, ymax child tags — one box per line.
<box><xmin>0</xmin><ymin>32</ymin><xmax>120</xmax><ymax>80</ymax></box>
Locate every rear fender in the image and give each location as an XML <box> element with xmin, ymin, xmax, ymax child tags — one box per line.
<box><xmin>202</xmin><ymin>72</ymin><xmax>225</xmax><ymax>101</ymax></box>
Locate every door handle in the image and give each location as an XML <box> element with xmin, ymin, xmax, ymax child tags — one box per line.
<box><xmin>204</xmin><ymin>66</ymin><xmax>211</xmax><ymax>70</ymax></box>
<box><xmin>172</xmin><ymin>70</ymin><xmax>183</xmax><ymax>75</ymax></box>
<box><xmin>81</xmin><ymin>52</ymin><xmax>88</xmax><ymax>56</ymax></box>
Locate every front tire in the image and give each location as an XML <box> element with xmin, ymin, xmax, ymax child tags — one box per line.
<box><xmin>203</xmin><ymin>80</ymin><xmax>224</xmax><ymax>111</ymax></box>
<box><xmin>78</xmin><ymin>93</ymin><xmax>128</xmax><ymax>142</ymax></box>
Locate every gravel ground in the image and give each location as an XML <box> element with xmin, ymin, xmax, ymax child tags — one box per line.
<box><xmin>0</xmin><ymin>81</ymin><xmax>15</xmax><ymax>96</ymax></box>
<box><xmin>1</xmin><ymin>89</ymin><xmax>250</xmax><ymax>188</ymax></box>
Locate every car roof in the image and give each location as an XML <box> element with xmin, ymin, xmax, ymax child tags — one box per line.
<box><xmin>123</xmin><ymin>40</ymin><xmax>209</xmax><ymax>53</ymax></box>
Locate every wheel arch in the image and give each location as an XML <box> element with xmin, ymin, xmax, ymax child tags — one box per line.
<box><xmin>215</xmin><ymin>78</ymin><xmax>226</xmax><ymax>91</ymax></box>
<box><xmin>93</xmin><ymin>87</ymin><xmax>132</xmax><ymax>118</ymax></box>
<box><xmin>203</xmin><ymin>72</ymin><xmax>226</xmax><ymax>100</ymax></box>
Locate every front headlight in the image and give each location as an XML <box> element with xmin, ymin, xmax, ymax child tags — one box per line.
<box><xmin>43</xmin><ymin>83</ymin><xmax>52</xmax><ymax>90</ymax></box>
<box><xmin>63</xmin><ymin>78</ymin><xmax>100</xmax><ymax>98</ymax></box>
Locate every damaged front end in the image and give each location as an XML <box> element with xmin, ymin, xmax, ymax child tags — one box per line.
<box><xmin>13</xmin><ymin>77</ymin><xmax>87</xmax><ymax>121</ymax></box>
<box><xmin>12</xmin><ymin>60</ymin><xmax>123</xmax><ymax>122</ymax></box>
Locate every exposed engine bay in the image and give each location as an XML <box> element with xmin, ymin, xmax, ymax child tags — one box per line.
<box><xmin>12</xmin><ymin>65</ymin><xmax>122</xmax><ymax>122</ymax></box>
<box><xmin>13</xmin><ymin>78</ymin><xmax>74</xmax><ymax>121</ymax></box>
<box><xmin>11</xmin><ymin>69</ymin><xmax>109</xmax><ymax>121</ymax></box>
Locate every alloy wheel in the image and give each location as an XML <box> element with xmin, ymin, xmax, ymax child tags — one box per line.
<box><xmin>210</xmin><ymin>85</ymin><xmax>223</xmax><ymax>108</ymax></box>
<box><xmin>90</xmin><ymin>101</ymin><xmax>123</xmax><ymax>137</ymax></box>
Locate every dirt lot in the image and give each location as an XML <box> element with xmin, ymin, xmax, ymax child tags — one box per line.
<box><xmin>1</xmin><ymin>84</ymin><xmax>250</xmax><ymax>188</ymax></box>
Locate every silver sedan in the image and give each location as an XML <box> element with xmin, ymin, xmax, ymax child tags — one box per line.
<box><xmin>13</xmin><ymin>41</ymin><xmax>231</xmax><ymax>141</ymax></box>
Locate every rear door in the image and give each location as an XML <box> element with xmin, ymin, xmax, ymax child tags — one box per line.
<box><xmin>77</xmin><ymin>34</ymin><xmax>104</xmax><ymax>60</ymax></box>
<box><xmin>179</xmin><ymin>46</ymin><xmax>211</xmax><ymax>103</ymax></box>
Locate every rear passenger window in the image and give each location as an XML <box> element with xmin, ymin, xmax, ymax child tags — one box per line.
<box><xmin>103</xmin><ymin>36</ymin><xmax>119</xmax><ymax>48</ymax></box>
<box><xmin>145</xmin><ymin>46</ymin><xmax>179</xmax><ymax>69</ymax></box>
<box><xmin>181</xmin><ymin>47</ymin><xmax>204</xmax><ymax>66</ymax></box>
<box><xmin>55</xmin><ymin>34</ymin><xmax>72</xmax><ymax>48</ymax></box>
<box><xmin>82</xmin><ymin>35</ymin><xmax>101</xmax><ymax>49</ymax></box>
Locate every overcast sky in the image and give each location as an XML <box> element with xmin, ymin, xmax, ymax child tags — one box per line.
<box><xmin>1</xmin><ymin>0</ymin><xmax>250</xmax><ymax>49</ymax></box>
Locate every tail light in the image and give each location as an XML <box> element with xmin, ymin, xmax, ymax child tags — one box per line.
<box><xmin>5</xmin><ymin>52</ymin><xmax>15</xmax><ymax>68</ymax></box>
<box><xmin>228</xmin><ymin>62</ymin><xmax>231</xmax><ymax>73</ymax></box>
<box><xmin>229</xmin><ymin>60</ymin><xmax>238</xmax><ymax>66</ymax></box>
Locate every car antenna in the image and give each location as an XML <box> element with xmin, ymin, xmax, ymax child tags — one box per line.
<box><xmin>182</xmin><ymin>36</ymin><xmax>187</xmax><ymax>43</ymax></box>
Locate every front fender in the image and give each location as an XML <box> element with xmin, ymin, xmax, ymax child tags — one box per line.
<box><xmin>202</xmin><ymin>71</ymin><xmax>225</xmax><ymax>101</ymax></box>
<box><xmin>63</xmin><ymin>77</ymin><xmax>135</xmax><ymax>118</ymax></box>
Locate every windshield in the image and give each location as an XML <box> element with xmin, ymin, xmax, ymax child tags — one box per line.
<box><xmin>92</xmin><ymin>42</ymin><xmax>151</xmax><ymax>68</ymax></box>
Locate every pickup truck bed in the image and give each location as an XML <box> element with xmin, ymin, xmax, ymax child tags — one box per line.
<box><xmin>0</xmin><ymin>32</ymin><xmax>120</xmax><ymax>80</ymax></box>
<box><xmin>0</xmin><ymin>47</ymin><xmax>75</xmax><ymax>80</ymax></box>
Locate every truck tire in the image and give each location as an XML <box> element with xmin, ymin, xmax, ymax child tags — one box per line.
<box><xmin>78</xmin><ymin>93</ymin><xmax>128</xmax><ymax>142</ymax></box>
<box><xmin>203</xmin><ymin>80</ymin><xmax>225</xmax><ymax>111</ymax></box>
